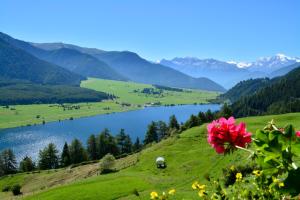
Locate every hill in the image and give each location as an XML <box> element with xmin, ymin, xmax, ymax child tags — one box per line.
<box><xmin>39</xmin><ymin>48</ymin><xmax>127</xmax><ymax>81</ymax></box>
<box><xmin>0</xmin><ymin>79</ymin><xmax>112</xmax><ymax>105</ymax></box>
<box><xmin>219</xmin><ymin>78</ymin><xmax>272</xmax><ymax>103</ymax></box>
<box><xmin>0</xmin><ymin>32</ymin><xmax>126</xmax><ymax>81</ymax></box>
<box><xmin>0</xmin><ymin>38</ymin><xmax>83</xmax><ymax>85</ymax></box>
<box><xmin>32</xmin><ymin>42</ymin><xmax>226</xmax><ymax>92</ymax></box>
<box><xmin>1</xmin><ymin>113</ymin><xmax>299</xmax><ymax>199</ymax></box>
<box><xmin>231</xmin><ymin>65</ymin><xmax>300</xmax><ymax>117</ymax></box>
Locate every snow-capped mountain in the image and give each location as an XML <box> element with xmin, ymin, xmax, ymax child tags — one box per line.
<box><xmin>229</xmin><ymin>54</ymin><xmax>300</xmax><ymax>73</ymax></box>
<box><xmin>160</xmin><ymin>54</ymin><xmax>300</xmax><ymax>89</ymax></box>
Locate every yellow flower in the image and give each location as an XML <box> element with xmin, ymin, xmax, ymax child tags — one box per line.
<box><xmin>279</xmin><ymin>182</ymin><xmax>284</xmax><ymax>188</ymax></box>
<box><xmin>150</xmin><ymin>191</ymin><xmax>158</xmax><ymax>199</ymax></box>
<box><xmin>236</xmin><ymin>172</ymin><xmax>242</xmax><ymax>181</ymax></box>
<box><xmin>192</xmin><ymin>181</ymin><xmax>199</xmax><ymax>190</ymax></box>
<box><xmin>272</xmin><ymin>177</ymin><xmax>280</xmax><ymax>183</ymax></box>
<box><xmin>198</xmin><ymin>190</ymin><xmax>206</xmax><ymax>197</ymax></box>
<box><xmin>168</xmin><ymin>189</ymin><xmax>176</xmax><ymax>195</ymax></box>
<box><xmin>198</xmin><ymin>184</ymin><xmax>206</xmax><ymax>190</ymax></box>
<box><xmin>230</xmin><ymin>165</ymin><xmax>235</xmax><ymax>171</ymax></box>
<box><xmin>252</xmin><ymin>170</ymin><xmax>262</xmax><ymax>177</ymax></box>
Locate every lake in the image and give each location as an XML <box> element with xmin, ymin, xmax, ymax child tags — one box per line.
<box><xmin>0</xmin><ymin>104</ymin><xmax>220</xmax><ymax>161</ymax></box>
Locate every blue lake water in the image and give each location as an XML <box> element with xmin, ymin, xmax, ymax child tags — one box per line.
<box><xmin>0</xmin><ymin>104</ymin><xmax>220</xmax><ymax>161</ymax></box>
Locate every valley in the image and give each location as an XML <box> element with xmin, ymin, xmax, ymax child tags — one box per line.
<box><xmin>0</xmin><ymin>78</ymin><xmax>218</xmax><ymax>129</ymax></box>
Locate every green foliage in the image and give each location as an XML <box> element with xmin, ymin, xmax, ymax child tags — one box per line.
<box><xmin>169</xmin><ymin>115</ymin><xmax>180</xmax><ymax>130</ymax></box>
<box><xmin>231</xmin><ymin>65</ymin><xmax>300</xmax><ymax>117</ymax></box>
<box><xmin>99</xmin><ymin>154</ymin><xmax>116</xmax><ymax>174</ymax></box>
<box><xmin>87</xmin><ymin>135</ymin><xmax>97</xmax><ymax>160</ymax></box>
<box><xmin>11</xmin><ymin>184</ymin><xmax>21</xmax><ymax>196</ymax></box>
<box><xmin>69</xmin><ymin>139</ymin><xmax>88</xmax><ymax>164</ymax></box>
<box><xmin>61</xmin><ymin>142</ymin><xmax>71</xmax><ymax>167</ymax></box>
<box><xmin>0</xmin><ymin>149</ymin><xmax>17</xmax><ymax>176</ymax></box>
<box><xmin>38</xmin><ymin>143</ymin><xmax>59</xmax><ymax>170</ymax></box>
<box><xmin>144</xmin><ymin>121</ymin><xmax>159</xmax><ymax>144</ymax></box>
<box><xmin>19</xmin><ymin>156</ymin><xmax>35</xmax><ymax>172</ymax></box>
<box><xmin>0</xmin><ymin>81</ymin><xmax>113</xmax><ymax>105</ymax></box>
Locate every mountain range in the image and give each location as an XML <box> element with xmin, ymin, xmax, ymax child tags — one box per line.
<box><xmin>0</xmin><ymin>32</ymin><xmax>225</xmax><ymax>92</ymax></box>
<box><xmin>160</xmin><ymin>54</ymin><xmax>300</xmax><ymax>88</ymax></box>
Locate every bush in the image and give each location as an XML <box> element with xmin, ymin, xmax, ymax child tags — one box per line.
<box><xmin>11</xmin><ymin>184</ymin><xmax>21</xmax><ymax>196</ymax></box>
<box><xmin>2</xmin><ymin>185</ymin><xmax>11</xmax><ymax>192</ymax></box>
<box><xmin>99</xmin><ymin>154</ymin><xmax>116</xmax><ymax>174</ymax></box>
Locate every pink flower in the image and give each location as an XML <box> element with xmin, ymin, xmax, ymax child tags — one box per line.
<box><xmin>207</xmin><ymin>117</ymin><xmax>252</xmax><ymax>154</ymax></box>
<box><xmin>296</xmin><ymin>131</ymin><xmax>300</xmax><ymax>138</ymax></box>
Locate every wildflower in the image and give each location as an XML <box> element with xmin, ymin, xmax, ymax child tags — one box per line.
<box><xmin>168</xmin><ymin>189</ymin><xmax>176</xmax><ymax>195</ymax></box>
<box><xmin>296</xmin><ymin>131</ymin><xmax>300</xmax><ymax>138</ymax></box>
<box><xmin>230</xmin><ymin>165</ymin><xmax>235</xmax><ymax>171</ymax></box>
<box><xmin>236</xmin><ymin>172</ymin><xmax>242</xmax><ymax>182</ymax></box>
<box><xmin>252</xmin><ymin>170</ymin><xmax>262</xmax><ymax>177</ymax></box>
<box><xmin>272</xmin><ymin>177</ymin><xmax>284</xmax><ymax>188</ymax></box>
<box><xmin>192</xmin><ymin>181</ymin><xmax>199</xmax><ymax>190</ymax></box>
<box><xmin>150</xmin><ymin>191</ymin><xmax>158</xmax><ymax>199</ymax></box>
<box><xmin>279</xmin><ymin>182</ymin><xmax>284</xmax><ymax>188</ymax></box>
<box><xmin>207</xmin><ymin>117</ymin><xmax>252</xmax><ymax>154</ymax></box>
<box><xmin>198</xmin><ymin>190</ymin><xmax>206</xmax><ymax>197</ymax></box>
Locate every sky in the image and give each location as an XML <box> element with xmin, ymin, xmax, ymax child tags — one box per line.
<box><xmin>0</xmin><ymin>0</ymin><xmax>299</xmax><ymax>62</ymax></box>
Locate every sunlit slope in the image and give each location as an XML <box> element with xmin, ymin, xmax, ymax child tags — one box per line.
<box><xmin>0</xmin><ymin>113</ymin><xmax>299</xmax><ymax>199</ymax></box>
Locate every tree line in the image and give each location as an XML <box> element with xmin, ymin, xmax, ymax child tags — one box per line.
<box><xmin>0</xmin><ymin>107</ymin><xmax>232</xmax><ymax>176</ymax></box>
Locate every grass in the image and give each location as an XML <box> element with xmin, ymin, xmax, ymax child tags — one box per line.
<box><xmin>0</xmin><ymin>78</ymin><xmax>218</xmax><ymax>130</ymax></box>
<box><xmin>2</xmin><ymin>113</ymin><xmax>299</xmax><ymax>200</ymax></box>
<box><xmin>81</xmin><ymin>78</ymin><xmax>219</xmax><ymax>105</ymax></box>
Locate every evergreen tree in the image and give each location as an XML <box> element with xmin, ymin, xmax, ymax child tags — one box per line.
<box><xmin>87</xmin><ymin>134</ymin><xmax>97</xmax><ymax>160</ymax></box>
<box><xmin>206</xmin><ymin>109</ymin><xmax>214</xmax><ymax>122</ymax></box>
<box><xmin>219</xmin><ymin>103</ymin><xmax>233</xmax><ymax>119</ymax></box>
<box><xmin>19</xmin><ymin>156</ymin><xmax>35</xmax><ymax>172</ymax></box>
<box><xmin>116</xmin><ymin>129</ymin><xmax>127</xmax><ymax>154</ymax></box>
<box><xmin>169</xmin><ymin>115</ymin><xmax>180</xmax><ymax>130</ymax></box>
<box><xmin>185</xmin><ymin>114</ymin><xmax>200</xmax><ymax>128</ymax></box>
<box><xmin>157</xmin><ymin>121</ymin><xmax>169</xmax><ymax>140</ymax></box>
<box><xmin>198</xmin><ymin>111</ymin><xmax>207</xmax><ymax>123</ymax></box>
<box><xmin>133</xmin><ymin>137</ymin><xmax>142</xmax><ymax>152</ymax></box>
<box><xmin>0</xmin><ymin>149</ymin><xmax>17</xmax><ymax>175</ymax></box>
<box><xmin>123</xmin><ymin>134</ymin><xmax>132</xmax><ymax>154</ymax></box>
<box><xmin>61</xmin><ymin>142</ymin><xmax>71</xmax><ymax>167</ymax></box>
<box><xmin>69</xmin><ymin>139</ymin><xmax>87</xmax><ymax>164</ymax></box>
<box><xmin>144</xmin><ymin>121</ymin><xmax>158</xmax><ymax>144</ymax></box>
<box><xmin>38</xmin><ymin>143</ymin><xmax>59</xmax><ymax>170</ymax></box>
<box><xmin>97</xmin><ymin>129</ymin><xmax>119</xmax><ymax>158</ymax></box>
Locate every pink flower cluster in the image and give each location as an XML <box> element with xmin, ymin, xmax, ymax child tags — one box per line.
<box><xmin>207</xmin><ymin>117</ymin><xmax>252</xmax><ymax>154</ymax></box>
<box><xmin>296</xmin><ymin>131</ymin><xmax>300</xmax><ymax>138</ymax></box>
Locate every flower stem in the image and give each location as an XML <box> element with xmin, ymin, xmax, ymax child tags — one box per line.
<box><xmin>235</xmin><ymin>145</ymin><xmax>254</xmax><ymax>154</ymax></box>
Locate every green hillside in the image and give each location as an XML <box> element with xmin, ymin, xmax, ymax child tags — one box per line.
<box><xmin>1</xmin><ymin>113</ymin><xmax>299</xmax><ymax>200</ymax></box>
<box><xmin>81</xmin><ymin>78</ymin><xmax>218</xmax><ymax>105</ymax></box>
<box><xmin>231</xmin><ymin>66</ymin><xmax>300</xmax><ymax>117</ymax></box>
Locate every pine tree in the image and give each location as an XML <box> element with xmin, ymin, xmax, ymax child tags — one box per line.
<box><xmin>87</xmin><ymin>134</ymin><xmax>97</xmax><ymax>160</ymax></box>
<box><xmin>144</xmin><ymin>121</ymin><xmax>158</xmax><ymax>144</ymax></box>
<box><xmin>19</xmin><ymin>156</ymin><xmax>35</xmax><ymax>172</ymax></box>
<box><xmin>38</xmin><ymin>143</ymin><xmax>59</xmax><ymax>170</ymax></box>
<box><xmin>206</xmin><ymin>109</ymin><xmax>214</xmax><ymax>122</ymax></box>
<box><xmin>157</xmin><ymin>121</ymin><xmax>169</xmax><ymax>140</ymax></box>
<box><xmin>69</xmin><ymin>139</ymin><xmax>87</xmax><ymax>164</ymax></box>
<box><xmin>169</xmin><ymin>115</ymin><xmax>180</xmax><ymax>130</ymax></box>
<box><xmin>116</xmin><ymin>129</ymin><xmax>127</xmax><ymax>154</ymax></box>
<box><xmin>123</xmin><ymin>134</ymin><xmax>132</xmax><ymax>154</ymax></box>
<box><xmin>198</xmin><ymin>111</ymin><xmax>207</xmax><ymax>123</ymax></box>
<box><xmin>133</xmin><ymin>137</ymin><xmax>142</xmax><ymax>152</ymax></box>
<box><xmin>0</xmin><ymin>149</ymin><xmax>17</xmax><ymax>175</ymax></box>
<box><xmin>61</xmin><ymin>142</ymin><xmax>71</xmax><ymax>167</ymax></box>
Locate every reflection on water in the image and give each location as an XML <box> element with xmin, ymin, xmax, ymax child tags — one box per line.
<box><xmin>0</xmin><ymin>104</ymin><xmax>220</xmax><ymax>161</ymax></box>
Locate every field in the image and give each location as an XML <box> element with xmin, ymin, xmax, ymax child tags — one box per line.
<box><xmin>1</xmin><ymin>113</ymin><xmax>299</xmax><ymax>200</ymax></box>
<box><xmin>0</xmin><ymin>78</ymin><xmax>218</xmax><ymax>130</ymax></box>
<box><xmin>81</xmin><ymin>78</ymin><xmax>219</xmax><ymax>105</ymax></box>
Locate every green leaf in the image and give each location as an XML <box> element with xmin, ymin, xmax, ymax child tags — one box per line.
<box><xmin>255</xmin><ymin>130</ymin><xmax>268</xmax><ymax>144</ymax></box>
<box><xmin>284</xmin><ymin>124</ymin><xmax>294</xmax><ymax>138</ymax></box>
<box><xmin>268</xmin><ymin>130</ymin><xmax>281</xmax><ymax>141</ymax></box>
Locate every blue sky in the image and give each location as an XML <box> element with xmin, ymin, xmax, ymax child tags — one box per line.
<box><xmin>0</xmin><ymin>0</ymin><xmax>299</xmax><ymax>62</ymax></box>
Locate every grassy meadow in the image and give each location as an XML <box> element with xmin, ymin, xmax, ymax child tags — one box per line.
<box><xmin>81</xmin><ymin>78</ymin><xmax>219</xmax><ymax>105</ymax></box>
<box><xmin>0</xmin><ymin>113</ymin><xmax>299</xmax><ymax>200</ymax></box>
<box><xmin>0</xmin><ymin>78</ymin><xmax>218</xmax><ymax>130</ymax></box>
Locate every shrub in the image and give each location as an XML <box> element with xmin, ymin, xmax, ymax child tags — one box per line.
<box><xmin>11</xmin><ymin>184</ymin><xmax>21</xmax><ymax>196</ymax></box>
<box><xmin>2</xmin><ymin>185</ymin><xmax>11</xmax><ymax>192</ymax></box>
<box><xmin>99</xmin><ymin>154</ymin><xmax>116</xmax><ymax>174</ymax></box>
